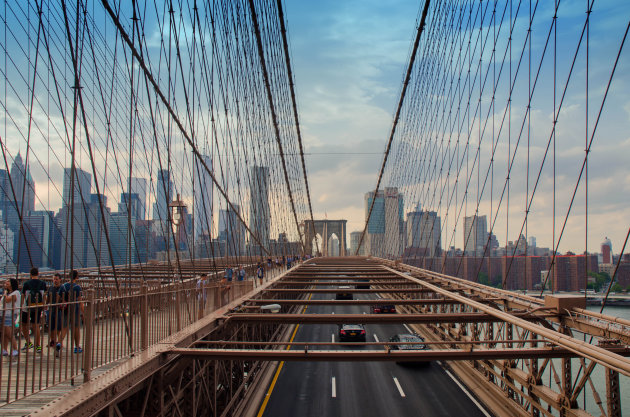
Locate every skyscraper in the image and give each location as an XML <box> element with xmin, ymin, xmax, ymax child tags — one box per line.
<box><xmin>129</xmin><ymin>177</ymin><xmax>148</xmax><ymax>220</ymax></box>
<box><xmin>249</xmin><ymin>166</ymin><xmax>270</xmax><ymax>248</ymax></box>
<box><xmin>528</xmin><ymin>236</ymin><xmax>537</xmax><ymax>249</ymax></box>
<box><xmin>119</xmin><ymin>193</ymin><xmax>143</xmax><ymax>221</ymax></box>
<box><xmin>11</xmin><ymin>153</ymin><xmax>35</xmax><ymax>210</ymax></box>
<box><xmin>62</xmin><ymin>167</ymin><xmax>91</xmax><ymax>206</ymax></box>
<box><xmin>153</xmin><ymin>169</ymin><xmax>172</xmax><ymax>223</ymax></box>
<box><xmin>85</xmin><ymin>194</ymin><xmax>110</xmax><ymax>268</ymax></box>
<box><xmin>350</xmin><ymin>231</ymin><xmax>365</xmax><ymax>256</ymax></box>
<box><xmin>406</xmin><ymin>207</ymin><xmax>441</xmax><ymax>257</ymax></box>
<box><xmin>194</xmin><ymin>155</ymin><xmax>213</xmax><ymax>237</ymax></box>
<box><xmin>602</xmin><ymin>237</ymin><xmax>613</xmax><ymax>264</ymax></box>
<box><xmin>110</xmin><ymin>212</ymin><xmax>136</xmax><ymax>266</ymax></box>
<box><xmin>0</xmin><ymin>169</ymin><xmax>10</xmax><ymax>223</ymax></box>
<box><xmin>134</xmin><ymin>220</ymin><xmax>154</xmax><ymax>263</ymax></box>
<box><xmin>218</xmin><ymin>204</ymin><xmax>245</xmax><ymax>256</ymax></box>
<box><xmin>6</xmin><ymin>153</ymin><xmax>36</xmax><ymax>234</ymax></box>
<box><xmin>57</xmin><ymin>203</ymin><xmax>88</xmax><ymax>270</ymax></box>
<box><xmin>463</xmin><ymin>215</ymin><xmax>488</xmax><ymax>256</ymax></box>
<box><xmin>364</xmin><ymin>187</ymin><xmax>404</xmax><ymax>258</ymax></box>
<box><xmin>16</xmin><ymin>210</ymin><xmax>55</xmax><ymax>271</ymax></box>
<box><xmin>0</xmin><ymin>223</ymin><xmax>14</xmax><ymax>273</ymax></box>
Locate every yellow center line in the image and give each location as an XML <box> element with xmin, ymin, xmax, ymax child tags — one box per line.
<box><xmin>257</xmin><ymin>292</ymin><xmax>313</xmax><ymax>417</ymax></box>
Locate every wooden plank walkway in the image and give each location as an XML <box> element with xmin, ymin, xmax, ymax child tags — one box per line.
<box><xmin>0</xmin><ymin>358</ymin><xmax>126</xmax><ymax>417</ymax></box>
<box><xmin>0</xmin><ymin>275</ymin><xmax>267</xmax><ymax>416</ymax></box>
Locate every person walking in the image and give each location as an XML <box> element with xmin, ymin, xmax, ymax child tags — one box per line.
<box><xmin>196</xmin><ymin>273</ymin><xmax>209</xmax><ymax>315</ymax></box>
<box><xmin>257</xmin><ymin>264</ymin><xmax>264</xmax><ymax>286</ymax></box>
<box><xmin>238</xmin><ymin>266</ymin><xmax>246</xmax><ymax>281</ymax></box>
<box><xmin>1</xmin><ymin>279</ymin><xmax>20</xmax><ymax>358</ymax></box>
<box><xmin>56</xmin><ymin>270</ymin><xmax>84</xmax><ymax>356</ymax></box>
<box><xmin>21</xmin><ymin>267</ymin><xmax>47</xmax><ymax>353</ymax></box>
<box><xmin>45</xmin><ymin>274</ymin><xmax>63</xmax><ymax>348</ymax></box>
<box><xmin>224</xmin><ymin>265</ymin><xmax>233</xmax><ymax>282</ymax></box>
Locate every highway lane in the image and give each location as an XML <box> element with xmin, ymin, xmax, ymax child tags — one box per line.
<box><xmin>261</xmin><ymin>284</ymin><xmax>492</xmax><ymax>417</ymax></box>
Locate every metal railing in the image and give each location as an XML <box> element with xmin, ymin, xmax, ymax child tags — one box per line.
<box><xmin>0</xmin><ymin>276</ymin><xmax>259</xmax><ymax>404</ymax></box>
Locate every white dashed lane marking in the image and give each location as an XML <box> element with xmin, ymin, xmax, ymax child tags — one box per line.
<box><xmin>393</xmin><ymin>377</ymin><xmax>406</xmax><ymax>397</ymax></box>
<box><xmin>332</xmin><ymin>376</ymin><xmax>337</xmax><ymax>398</ymax></box>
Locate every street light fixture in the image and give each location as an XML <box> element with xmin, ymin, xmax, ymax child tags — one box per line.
<box><xmin>169</xmin><ymin>193</ymin><xmax>186</xmax><ymax>251</ymax></box>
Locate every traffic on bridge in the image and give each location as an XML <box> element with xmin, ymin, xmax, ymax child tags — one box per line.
<box><xmin>0</xmin><ymin>0</ymin><xmax>628</xmax><ymax>416</ymax></box>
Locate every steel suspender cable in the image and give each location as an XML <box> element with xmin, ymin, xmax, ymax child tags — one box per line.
<box><xmin>356</xmin><ymin>0</ymin><xmax>431</xmax><ymax>256</ymax></box>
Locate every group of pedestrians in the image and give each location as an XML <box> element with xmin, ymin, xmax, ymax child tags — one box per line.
<box><xmin>200</xmin><ymin>256</ymin><xmax>308</xmax><ymax>300</ymax></box>
<box><xmin>0</xmin><ymin>268</ymin><xmax>84</xmax><ymax>360</ymax></box>
<box><xmin>221</xmin><ymin>262</ymin><xmax>267</xmax><ymax>288</ymax></box>
<box><xmin>222</xmin><ymin>265</ymin><xmax>247</xmax><ymax>282</ymax></box>
<box><xmin>266</xmin><ymin>255</ymin><xmax>303</xmax><ymax>271</ymax></box>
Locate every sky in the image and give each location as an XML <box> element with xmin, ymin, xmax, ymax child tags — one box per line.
<box><xmin>282</xmin><ymin>0</ymin><xmax>630</xmax><ymax>254</ymax></box>
<box><xmin>0</xmin><ymin>0</ymin><xmax>627</xmax><ymax>256</ymax></box>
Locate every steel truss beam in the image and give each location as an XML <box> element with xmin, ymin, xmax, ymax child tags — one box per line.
<box><xmin>381</xmin><ymin>265</ymin><xmax>630</xmax><ymax>377</ymax></box>
<box><xmin>245</xmin><ymin>298</ymin><xmax>468</xmax><ymax>305</ymax></box>
<box><xmin>225</xmin><ymin>312</ymin><xmax>551</xmax><ymax>324</ymax></box>
<box><xmin>270</xmin><ymin>280</ymin><xmax>413</xmax><ymax>285</ymax></box>
<box><xmin>170</xmin><ymin>347</ymin><xmax>630</xmax><ymax>361</ymax></box>
<box><xmin>261</xmin><ymin>288</ymin><xmax>433</xmax><ymax>293</ymax></box>
<box><xmin>31</xmin><ymin>257</ymin><xmax>630</xmax><ymax>417</ymax></box>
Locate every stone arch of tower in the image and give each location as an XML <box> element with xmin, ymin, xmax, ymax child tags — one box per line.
<box><xmin>303</xmin><ymin>220</ymin><xmax>347</xmax><ymax>256</ymax></box>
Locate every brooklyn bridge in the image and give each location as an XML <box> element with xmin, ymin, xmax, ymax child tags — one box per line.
<box><xmin>0</xmin><ymin>0</ymin><xmax>628</xmax><ymax>416</ymax></box>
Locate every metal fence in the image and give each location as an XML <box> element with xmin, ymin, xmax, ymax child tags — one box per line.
<box><xmin>0</xmin><ymin>277</ymin><xmax>257</xmax><ymax>404</ymax></box>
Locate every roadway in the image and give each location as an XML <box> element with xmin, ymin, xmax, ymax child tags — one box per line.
<box><xmin>260</xmin><ymin>281</ymin><xmax>492</xmax><ymax>417</ymax></box>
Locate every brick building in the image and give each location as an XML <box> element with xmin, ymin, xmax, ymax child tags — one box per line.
<box><xmin>551</xmin><ymin>255</ymin><xmax>598</xmax><ymax>292</ymax></box>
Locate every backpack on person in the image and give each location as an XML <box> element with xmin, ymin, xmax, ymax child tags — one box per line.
<box><xmin>28</xmin><ymin>279</ymin><xmax>47</xmax><ymax>305</ymax></box>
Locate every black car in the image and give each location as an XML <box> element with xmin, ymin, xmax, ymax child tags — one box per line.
<box><xmin>371</xmin><ymin>304</ymin><xmax>396</xmax><ymax>314</ymax></box>
<box><xmin>338</xmin><ymin>324</ymin><xmax>366</xmax><ymax>342</ymax></box>
<box><xmin>388</xmin><ymin>333</ymin><xmax>429</xmax><ymax>365</ymax></box>
<box><xmin>335</xmin><ymin>286</ymin><xmax>353</xmax><ymax>300</ymax></box>
<box><xmin>356</xmin><ymin>279</ymin><xmax>370</xmax><ymax>289</ymax></box>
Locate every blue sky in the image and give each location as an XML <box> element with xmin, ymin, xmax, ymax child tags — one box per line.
<box><xmin>0</xmin><ymin>0</ymin><xmax>627</xmax><ymax>255</ymax></box>
<box><xmin>283</xmin><ymin>0</ymin><xmax>630</xmax><ymax>254</ymax></box>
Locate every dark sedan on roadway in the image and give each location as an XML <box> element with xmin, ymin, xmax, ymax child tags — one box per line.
<box><xmin>388</xmin><ymin>333</ymin><xmax>429</xmax><ymax>365</ymax></box>
<box><xmin>338</xmin><ymin>324</ymin><xmax>366</xmax><ymax>342</ymax></box>
<box><xmin>356</xmin><ymin>279</ymin><xmax>370</xmax><ymax>289</ymax></box>
<box><xmin>371</xmin><ymin>304</ymin><xmax>396</xmax><ymax>314</ymax></box>
<box><xmin>335</xmin><ymin>286</ymin><xmax>353</xmax><ymax>300</ymax></box>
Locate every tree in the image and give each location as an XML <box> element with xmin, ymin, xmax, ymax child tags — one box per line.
<box><xmin>477</xmin><ymin>272</ymin><xmax>489</xmax><ymax>286</ymax></box>
<box><xmin>587</xmin><ymin>271</ymin><xmax>610</xmax><ymax>292</ymax></box>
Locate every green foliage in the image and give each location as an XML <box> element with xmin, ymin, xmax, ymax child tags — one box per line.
<box><xmin>587</xmin><ymin>271</ymin><xmax>610</xmax><ymax>292</ymax></box>
<box><xmin>477</xmin><ymin>272</ymin><xmax>503</xmax><ymax>288</ymax></box>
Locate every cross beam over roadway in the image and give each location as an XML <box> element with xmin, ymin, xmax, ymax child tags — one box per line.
<box><xmin>29</xmin><ymin>257</ymin><xmax>630</xmax><ymax>417</ymax></box>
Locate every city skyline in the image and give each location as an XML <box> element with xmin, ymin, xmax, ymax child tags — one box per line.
<box><xmin>284</xmin><ymin>0</ymin><xmax>630</xmax><ymax>254</ymax></box>
<box><xmin>1</xmin><ymin>151</ymin><xmax>626</xmax><ymax>258</ymax></box>
<box><xmin>0</xmin><ymin>155</ymin><xmax>282</xmax><ymax>272</ymax></box>
<box><xmin>0</xmin><ymin>1</ymin><xmax>627</xmax><ymax>259</ymax></box>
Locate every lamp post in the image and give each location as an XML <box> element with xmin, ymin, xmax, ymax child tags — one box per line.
<box><xmin>169</xmin><ymin>194</ymin><xmax>186</xmax><ymax>252</ymax></box>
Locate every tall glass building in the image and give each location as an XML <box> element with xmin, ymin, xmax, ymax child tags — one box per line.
<box><xmin>249</xmin><ymin>166</ymin><xmax>270</xmax><ymax>250</ymax></box>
